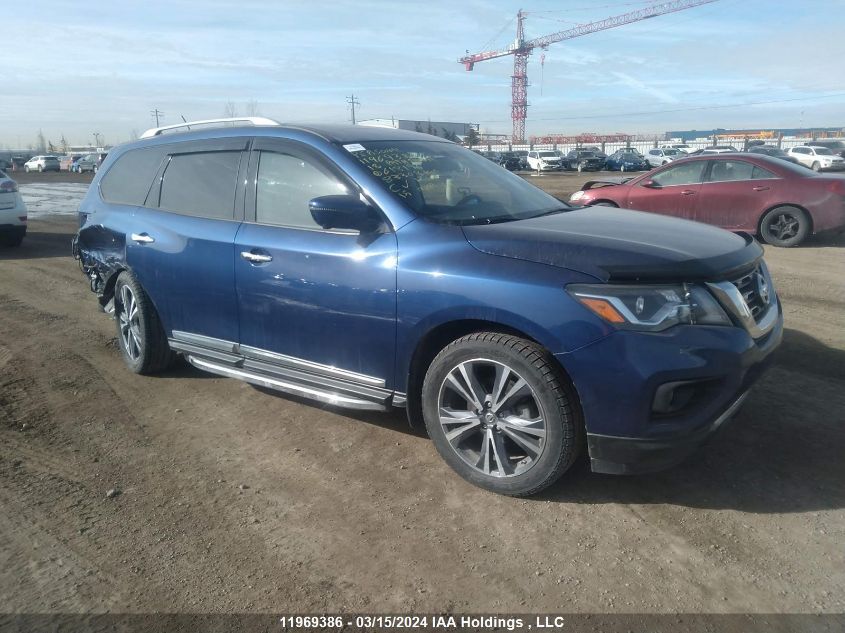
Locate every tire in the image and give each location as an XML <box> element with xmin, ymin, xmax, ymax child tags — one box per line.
<box><xmin>620</xmin><ymin>164</ymin><xmax>625</xmax><ymax>172</ymax></box>
<box><xmin>2</xmin><ymin>234</ymin><xmax>24</xmax><ymax>247</ymax></box>
<box><xmin>811</xmin><ymin>161</ymin><xmax>821</xmax><ymax>172</ymax></box>
<box><xmin>38</xmin><ymin>165</ymin><xmax>43</xmax><ymax>172</ymax></box>
<box><xmin>759</xmin><ymin>205</ymin><xmax>810</xmax><ymax>247</ymax></box>
<box><xmin>113</xmin><ymin>271</ymin><xmax>174</xmax><ymax>374</ymax></box>
<box><xmin>24</xmin><ymin>166</ymin><xmax>29</xmax><ymax>173</ymax></box>
<box><xmin>93</xmin><ymin>164</ymin><xmax>98</xmax><ymax>174</ymax></box>
<box><xmin>422</xmin><ymin>332</ymin><xmax>581</xmax><ymax>497</ymax></box>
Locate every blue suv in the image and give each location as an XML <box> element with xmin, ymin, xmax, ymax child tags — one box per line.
<box><xmin>73</xmin><ymin>119</ymin><xmax>783</xmax><ymax>496</ymax></box>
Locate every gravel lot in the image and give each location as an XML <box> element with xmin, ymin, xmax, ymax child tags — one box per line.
<box><xmin>1</xmin><ymin>171</ymin><xmax>843</xmax><ymax>617</ymax></box>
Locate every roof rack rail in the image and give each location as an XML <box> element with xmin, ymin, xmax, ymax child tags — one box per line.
<box><xmin>140</xmin><ymin>117</ymin><xmax>280</xmax><ymax>139</ymax></box>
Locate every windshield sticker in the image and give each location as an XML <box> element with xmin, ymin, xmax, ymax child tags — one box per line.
<box><xmin>343</xmin><ymin>143</ymin><xmax>367</xmax><ymax>153</ymax></box>
<box><xmin>352</xmin><ymin>148</ymin><xmax>418</xmax><ymax>200</ymax></box>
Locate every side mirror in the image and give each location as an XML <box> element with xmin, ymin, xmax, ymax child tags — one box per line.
<box><xmin>309</xmin><ymin>195</ymin><xmax>379</xmax><ymax>232</ymax></box>
<box><xmin>641</xmin><ymin>179</ymin><xmax>661</xmax><ymax>189</ymax></box>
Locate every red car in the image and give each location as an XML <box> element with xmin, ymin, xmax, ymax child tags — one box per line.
<box><xmin>569</xmin><ymin>153</ymin><xmax>845</xmax><ymax>246</ymax></box>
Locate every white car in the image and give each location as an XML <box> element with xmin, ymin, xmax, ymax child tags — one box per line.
<box><xmin>788</xmin><ymin>145</ymin><xmax>845</xmax><ymax>172</ymax></box>
<box><xmin>701</xmin><ymin>145</ymin><xmax>739</xmax><ymax>154</ymax></box>
<box><xmin>0</xmin><ymin>170</ymin><xmax>27</xmax><ymax>246</ymax></box>
<box><xmin>666</xmin><ymin>143</ymin><xmax>694</xmax><ymax>153</ymax></box>
<box><xmin>24</xmin><ymin>155</ymin><xmax>61</xmax><ymax>172</ymax></box>
<box><xmin>526</xmin><ymin>150</ymin><xmax>562</xmax><ymax>171</ymax></box>
<box><xmin>645</xmin><ymin>147</ymin><xmax>683</xmax><ymax>167</ymax></box>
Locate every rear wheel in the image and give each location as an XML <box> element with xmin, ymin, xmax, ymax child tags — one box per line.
<box><xmin>37</xmin><ymin>165</ymin><xmax>43</xmax><ymax>172</ymax></box>
<box><xmin>422</xmin><ymin>332</ymin><xmax>581</xmax><ymax>496</ymax></box>
<box><xmin>759</xmin><ymin>206</ymin><xmax>810</xmax><ymax>247</ymax></box>
<box><xmin>114</xmin><ymin>272</ymin><xmax>174</xmax><ymax>374</ymax></box>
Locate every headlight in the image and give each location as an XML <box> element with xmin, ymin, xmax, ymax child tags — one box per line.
<box><xmin>570</xmin><ymin>190</ymin><xmax>586</xmax><ymax>202</ymax></box>
<box><xmin>568</xmin><ymin>284</ymin><xmax>731</xmax><ymax>331</ymax></box>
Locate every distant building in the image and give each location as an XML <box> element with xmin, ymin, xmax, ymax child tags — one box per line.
<box><xmin>357</xmin><ymin>119</ymin><xmax>477</xmax><ymax>138</ymax></box>
<box><xmin>667</xmin><ymin>127</ymin><xmax>844</xmax><ymax>142</ymax></box>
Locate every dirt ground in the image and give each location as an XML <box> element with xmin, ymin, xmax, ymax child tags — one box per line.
<box><xmin>1</xmin><ymin>170</ymin><xmax>844</xmax><ymax>616</ymax></box>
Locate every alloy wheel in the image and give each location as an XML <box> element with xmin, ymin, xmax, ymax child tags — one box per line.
<box><xmin>118</xmin><ymin>284</ymin><xmax>142</xmax><ymax>361</ymax></box>
<box><xmin>768</xmin><ymin>212</ymin><xmax>800</xmax><ymax>241</ymax></box>
<box><xmin>437</xmin><ymin>359</ymin><xmax>547</xmax><ymax>478</ymax></box>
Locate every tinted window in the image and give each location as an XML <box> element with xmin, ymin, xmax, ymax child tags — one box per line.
<box><xmin>752</xmin><ymin>165</ymin><xmax>776</xmax><ymax>179</ymax></box>
<box><xmin>651</xmin><ymin>161</ymin><xmax>706</xmax><ymax>186</ymax></box>
<box><xmin>707</xmin><ymin>160</ymin><xmax>754</xmax><ymax>182</ymax></box>
<box><xmin>256</xmin><ymin>151</ymin><xmax>350</xmax><ymax>229</ymax></box>
<box><xmin>159</xmin><ymin>151</ymin><xmax>241</xmax><ymax>219</ymax></box>
<box><xmin>100</xmin><ymin>146</ymin><xmax>167</xmax><ymax>206</ymax></box>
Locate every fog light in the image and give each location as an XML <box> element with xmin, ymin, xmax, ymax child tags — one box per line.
<box><xmin>652</xmin><ymin>380</ymin><xmax>703</xmax><ymax>415</ymax></box>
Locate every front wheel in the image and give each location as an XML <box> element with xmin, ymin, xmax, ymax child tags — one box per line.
<box><xmin>422</xmin><ymin>332</ymin><xmax>581</xmax><ymax>496</ymax></box>
<box><xmin>113</xmin><ymin>272</ymin><xmax>174</xmax><ymax>374</ymax></box>
<box><xmin>811</xmin><ymin>161</ymin><xmax>821</xmax><ymax>172</ymax></box>
<box><xmin>759</xmin><ymin>206</ymin><xmax>810</xmax><ymax>247</ymax></box>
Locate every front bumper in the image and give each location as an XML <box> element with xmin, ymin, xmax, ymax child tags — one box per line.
<box><xmin>557</xmin><ymin>301</ymin><xmax>783</xmax><ymax>475</ymax></box>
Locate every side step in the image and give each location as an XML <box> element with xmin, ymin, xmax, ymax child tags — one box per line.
<box><xmin>185</xmin><ymin>355</ymin><xmax>390</xmax><ymax>411</ymax></box>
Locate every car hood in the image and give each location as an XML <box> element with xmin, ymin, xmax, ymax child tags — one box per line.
<box><xmin>462</xmin><ymin>207</ymin><xmax>761</xmax><ymax>282</ymax></box>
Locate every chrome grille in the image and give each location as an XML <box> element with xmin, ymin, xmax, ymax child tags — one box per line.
<box><xmin>731</xmin><ymin>267</ymin><xmax>767</xmax><ymax>322</ymax></box>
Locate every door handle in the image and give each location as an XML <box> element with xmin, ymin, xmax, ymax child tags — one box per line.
<box><xmin>680</xmin><ymin>189</ymin><xmax>696</xmax><ymax>195</ymax></box>
<box><xmin>130</xmin><ymin>232</ymin><xmax>155</xmax><ymax>244</ymax></box>
<box><xmin>240</xmin><ymin>250</ymin><xmax>273</xmax><ymax>264</ymax></box>
<box><xmin>753</xmin><ymin>186</ymin><xmax>770</xmax><ymax>191</ymax></box>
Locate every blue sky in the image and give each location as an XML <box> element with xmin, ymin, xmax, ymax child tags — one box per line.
<box><xmin>2</xmin><ymin>0</ymin><xmax>844</xmax><ymax>147</ymax></box>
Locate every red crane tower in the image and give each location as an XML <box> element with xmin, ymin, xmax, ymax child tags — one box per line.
<box><xmin>459</xmin><ymin>0</ymin><xmax>719</xmax><ymax>142</ymax></box>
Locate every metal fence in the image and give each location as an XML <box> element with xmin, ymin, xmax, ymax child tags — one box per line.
<box><xmin>473</xmin><ymin>137</ymin><xmax>826</xmax><ymax>154</ymax></box>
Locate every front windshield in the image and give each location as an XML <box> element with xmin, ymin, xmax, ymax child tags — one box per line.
<box><xmin>814</xmin><ymin>147</ymin><xmax>834</xmax><ymax>155</ymax></box>
<box><xmin>346</xmin><ymin>140</ymin><xmax>568</xmax><ymax>225</ymax></box>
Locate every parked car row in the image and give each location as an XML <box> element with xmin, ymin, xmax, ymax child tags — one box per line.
<box><xmin>569</xmin><ymin>152</ymin><xmax>845</xmax><ymax>247</ymax></box>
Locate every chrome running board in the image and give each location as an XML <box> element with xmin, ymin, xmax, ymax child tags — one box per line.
<box><xmin>184</xmin><ymin>355</ymin><xmax>389</xmax><ymax>411</ymax></box>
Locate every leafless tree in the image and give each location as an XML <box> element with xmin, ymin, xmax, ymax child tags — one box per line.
<box><xmin>224</xmin><ymin>101</ymin><xmax>238</xmax><ymax>118</ymax></box>
<box><xmin>245</xmin><ymin>100</ymin><xmax>260</xmax><ymax>116</ymax></box>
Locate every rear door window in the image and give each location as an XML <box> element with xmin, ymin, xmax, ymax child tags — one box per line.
<box><xmin>706</xmin><ymin>160</ymin><xmax>755</xmax><ymax>182</ymax></box>
<box><xmin>100</xmin><ymin>146</ymin><xmax>167</xmax><ymax>206</ymax></box>
<box><xmin>158</xmin><ymin>151</ymin><xmax>242</xmax><ymax>220</ymax></box>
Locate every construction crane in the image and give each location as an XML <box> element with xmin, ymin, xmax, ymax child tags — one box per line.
<box><xmin>459</xmin><ymin>0</ymin><xmax>719</xmax><ymax>142</ymax></box>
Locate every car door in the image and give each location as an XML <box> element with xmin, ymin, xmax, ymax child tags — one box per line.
<box><xmin>125</xmin><ymin>137</ymin><xmax>248</xmax><ymax>345</ymax></box>
<box><xmin>625</xmin><ymin>160</ymin><xmax>707</xmax><ymax>220</ymax></box>
<box><xmin>693</xmin><ymin>159</ymin><xmax>779</xmax><ymax>229</ymax></box>
<box><xmin>234</xmin><ymin>138</ymin><xmax>398</xmax><ymax>389</ymax></box>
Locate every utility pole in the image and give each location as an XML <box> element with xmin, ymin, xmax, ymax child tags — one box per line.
<box><xmin>346</xmin><ymin>94</ymin><xmax>360</xmax><ymax>125</ymax></box>
<box><xmin>92</xmin><ymin>131</ymin><xmax>102</xmax><ymax>148</ymax></box>
<box><xmin>150</xmin><ymin>108</ymin><xmax>164</xmax><ymax>127</ymax></box>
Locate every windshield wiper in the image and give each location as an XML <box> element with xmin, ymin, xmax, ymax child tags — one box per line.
<box><xmin>529</xmin><ymin>206</ymin><xmax>571</xmax><ymax>219</ymax></box>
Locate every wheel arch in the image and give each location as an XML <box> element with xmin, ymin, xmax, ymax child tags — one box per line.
<box><xmin>757</xmin><ymin>203</ymin><xmax>814</xmax><ymax>237</ymax></box>
<box><xmin>402</xmin><ymin>318</ymin><xmax>582</xmax><ymax>430</ymax></box>
<box><xmin>587</xmin><ymin>199</ymin><xmax>619</xmax><ymax>208</ymax></box>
